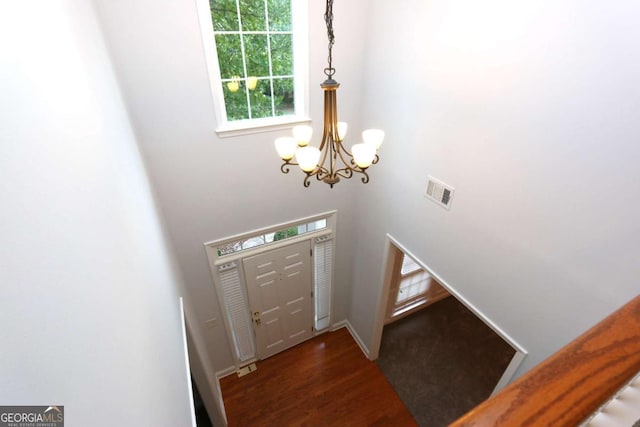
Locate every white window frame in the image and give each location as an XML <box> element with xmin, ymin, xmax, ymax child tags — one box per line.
<box><xmin>195</xmin><ymin>0</ymin><xmax>310</xmax><ymax>137</ymax></box>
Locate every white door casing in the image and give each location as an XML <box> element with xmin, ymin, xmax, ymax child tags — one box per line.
<box><xmin>242</xmin><ymin>240</ymin><xmax>313</xmax><ymax>360</ymax></box>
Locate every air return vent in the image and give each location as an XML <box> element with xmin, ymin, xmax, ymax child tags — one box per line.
<box><xmin>425</xmin><ymin>176</ymin><xmax>455</xmax><ymax>210</ymax></box>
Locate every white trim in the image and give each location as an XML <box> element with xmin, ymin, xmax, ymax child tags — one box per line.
<box><xmin>216</xmin><ymin>365</ymin><xmax>238</xmax><ymax>380</ymax></box>
<box><xmin>371</xmin><ymin>234</ymin><xmax>528</xmax><ymax>391</ymax></box>
<box><xmin>331</xmin><ymin>320</ymin><xmax>371</xmax><ymax>359</ymax></box>
<box><xmin>291</xmin><ymin>0</ymin><xmax>309</xmax><ymax>123</ymax></box>
<box><xmin>194</xmin><ymin>0</ymin><xmax>227</xmax><ymax>125</ymax></box>
<box><xmin>215</xmin><ymin>116</ymin><xmax>311</xmax><ymax>138</ymax></box>
<box><xmin>204</xmin><ymin>210</ymin><xmax>337</xmax><ymax>265</ymax></box>
<box><xmin>386</xmin><ymin>291</ymin><xmax>450</xmax><ymax>325</ymax></box>
<box><xmin>370</xmin><ymin>237</ymin><xmax>397</xmax><ymax>359</ymax></box>
<box><xmin>184</xmin><ymin>311</ymin><xmax>228</xmax><ymax>426</ymax></box>
<box><xmin>179</xmin><ymin>298</ymin><xmax>198</xmax><ymax>427</ymax></box>
<box><xmin>213</xmin><ymin>229</ymin><xmax>331</xmax><ymax>266</ymax></box>
<box><xmin>213</xmin><ymin>370</ymin><xmax>229</xmax><ymax>425</ymax></box>
<box><xmin>490</xmin><ymin>350</ymin><xmax>528</xmax><ymax>397</ymax></box>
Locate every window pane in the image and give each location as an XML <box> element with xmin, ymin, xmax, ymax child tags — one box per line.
<box><xmin>249</xmin><ymin>83</ymin><xmax>273</xmax><ymax>119</ymax></box>
<box><xmin>273</xmin><ymin>78</ymin><xmax>294</xmax><ymax>116</ymax></box>
<box><xmin>273</xmin><ymin>228</ymin><xmax>287</xmax><ymax>241</ymax></box>
<box><xmin>268</xmin><ymin>0</ymin><xmax>291</xmax><ymax>31</ymax></box>
<box><xmin>243</xmin><ymin>35</ymin><xmax>269</xmax><ymax>77</ymax></box>
<box><xmin>217</xmin><ymin>241</ymin><xmax>242</xmax><ymax>256</ymax></box>
<box><xmin>223</xmin><ymin>83</ymin><xmax>249</xmax><ymax>120</ymax></box>
<box><xmin>215</xmin><ymin>34</ymin><xmax>243</xmax><ymax>79</ymax></box>
<box><xmin>401</xmin><ymin>254</ymin><xmax>421</xmax><ymax>275</ymax></box>
<box><xmin>242</xmin><ymin>236</ymin><xmax>265</xmax><ymax>249</ymax></box>
<box><xmin>270</xmin><ymin>34</ymin><xmax>293</xmax><ymax>76</ymax></box>
<box><xmin>312</xmin><ymin>219</ymin><xmax>328</xmax><ymax>230</ymax></box>
<box><xmin>396</xmin><ymin>271</ymin><xmax>431</xmax><ymax>304</ymax></box>
<box><xmin>239</xmin><ymin>0</ymin><xmax>266</xmax><ymax>31</ymax></box>
<box><xmin>211</xmin><ymin>0</ymin><xmax>239</xmax><ymax>31</ymax></box>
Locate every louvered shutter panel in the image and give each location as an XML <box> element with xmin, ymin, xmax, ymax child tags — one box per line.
<box><xmin>314</xmin><ymin>236</ymin><xmax>333</xmax><ymax>331</ymax></box>
<box><xmin>218</xmin><ymin>262</ymin><xmax>255</xmax><ymax>362</ymax></box>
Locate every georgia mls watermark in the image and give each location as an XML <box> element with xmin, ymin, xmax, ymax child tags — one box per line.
<box><xmin>0</xmin><ymin>406</ymin><xmax>63</xmax><ymax>427</ymax></box>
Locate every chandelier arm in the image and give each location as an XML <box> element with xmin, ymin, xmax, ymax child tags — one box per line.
<box><xmin>334</xmin><ymin>167</ymin><xmax>354</xmax><ymax>179</ymax></box>
<box><xmin>333</xmin><ymin>165</ymin><xmax>370</xmax><ymax>183</ymax></box>
<box><xmin>315</xmin><ymin>135</ymin><xmax>331</xmax><ymax>177</ymax></box>
<box><xmin>337</xmin><ymin>141</ymin><xmax>353</xmax><ymax>158</ymax></box>
<box><xmin>333</xmin><ymin>141</ymin><xmax>357</xmax><ymax>171</ymax></box>
<box><xmin>303</xmin><ymin>174</ymin><xmax>312</xmax><ymax>187</ymax></box>
<box><xmin>371</xmin><ymin>153</ymin><xmax>380</xmax><ymax>165</ymax></box>
<box><xmin>315</xmin><ymin>165</ymin><xmax>330</xmax><ymax>181</ymax></box>
<box><xmin>280</xmin><ymin>160</ymin><xmax>299</xmax><ymax>174</ymax></box>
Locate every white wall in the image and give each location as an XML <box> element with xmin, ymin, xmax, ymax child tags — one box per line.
<box><xmin>350</xmin><ymin>0</ymin><xmax>640</xmax><ymax>376</ymax></box>
<box><xmin>0</xmin><ymin>1</ymin><xmax>195</xmax><ymax>424</ymax></box>
<box><xmin>93</xmin><ymin>0</ymin><xmax>372</xmax><ymax>373</ymax></box>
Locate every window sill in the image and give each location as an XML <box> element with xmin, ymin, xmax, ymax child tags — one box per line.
<box><xmin>216</xmin><ymin>116</ymin><xmax>311</xmax><ymax>138</ymax></box>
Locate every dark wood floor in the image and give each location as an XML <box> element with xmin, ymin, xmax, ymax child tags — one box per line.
<box><xmin>220</xmin><ymin>327</ymin><xmax>417</xmax><ymax>427</ymax></box>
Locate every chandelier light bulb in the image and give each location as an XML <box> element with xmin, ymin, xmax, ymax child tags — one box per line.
<box><xmin>274</xmin><ymin>137</ymin><xmax>297</xmax><ymax>160</ymax></box>
<box><xmin>295</xmin><ymin>146</ymin><xmax>321</xmax><ymax>172</ymax></box>
<box><xmin>352</xmin><ymin>143</ymin><xmax>376</xmax><ymax>169</ymax></box>
<box><xmin>293</xmin><ymin>125</ymin><xmax>313</xmax><ymax>147</ymax></box>
<box><xmin>362</xmin><ymin>129</ymin><xmax>385</xmax><ymax>149</ymax></box>
<box><xmin>338</xmin><ymin>122</ymin><xmax>348</xmax><ymax>140</ymax></box>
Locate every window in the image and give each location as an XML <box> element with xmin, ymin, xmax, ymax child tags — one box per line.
<box><xmin>395</xmin><ymin>254</ymin><xmax>432</xmax><ymax>305</ymax></box>
<box><xmin>215</xmin><ymin>219</ymin><xmax>327</xmax><ymax>256</ymax></box>
<box><xmin>200</xmin><ymin>0</ymin><xmax>308</xmax><ymax>135</ymax></box>
<box><xmin>385</xmin><ymin>248</ymin><xmax>450</xmax><ymax>322</ymax></box>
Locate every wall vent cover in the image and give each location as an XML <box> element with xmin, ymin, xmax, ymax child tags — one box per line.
<box><xmin>425</xmin><ymin>176</ymin><xmax>455</xmax><ymax>210</ymax></box>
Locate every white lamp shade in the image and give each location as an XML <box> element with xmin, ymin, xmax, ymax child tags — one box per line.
<box><xmin>352</xmin><ymin>142</ymin><xmax>376</xmax><ymax>169</ymax></box>
<box><xmin>274</xmin><ymin>137</ymin><xmax>297</xmax><ymax>160</ymax></box>
<box><xmin>338</xmin><ymin>122</ymin><xmax>348</xmax><ymax>140</ymax></box>
<box><xmin>293</xmin><ymin>125</ymin><xmax>313</xmax><ymax>146</ymax></box>
<box><xmin>362</xmin><ymin>129</ymin><xmax>385</xmax><ymax>149</ymax></box>
<box><xmin>295</xmin><ymin>146</ymin><xmax>321</xmax><ymax>172</ymax></box>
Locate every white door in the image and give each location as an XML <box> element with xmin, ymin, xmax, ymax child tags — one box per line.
<box><xmin>242</xmin><ymin>240</ymin><xmax>313</xmax><ymax>359</ymax></box>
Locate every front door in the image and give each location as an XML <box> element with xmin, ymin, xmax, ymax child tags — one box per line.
<box><xmin>242</xmin><ymin>240</ymin><xmax>313</xmax><ymax>359</ymax></box>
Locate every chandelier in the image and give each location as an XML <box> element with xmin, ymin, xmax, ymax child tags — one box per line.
<box><xmin>274</xmin><ymin>0</ymin><xmax>384</xmax><ymax>188</ymax></box>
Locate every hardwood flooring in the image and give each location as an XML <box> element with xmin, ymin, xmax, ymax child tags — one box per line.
<box><xmin>220</xmin><ymin>327</ymin><xmax>417</xmax><ymax>427</ymax></box>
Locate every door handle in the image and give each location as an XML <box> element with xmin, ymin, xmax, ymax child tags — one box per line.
<box><xmin>253</xmin><ymin>311</ymin><xmax>261</xmax><ymax>326</ymax></box>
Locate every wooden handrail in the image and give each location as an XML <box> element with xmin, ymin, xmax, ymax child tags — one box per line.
<box><xmin>451</xmin><ymin>295</ymin><xmax>640</xmax><ymax>427</ymax></box>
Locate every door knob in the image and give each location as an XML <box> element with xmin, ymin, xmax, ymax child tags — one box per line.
<box><xmin>252</xmin><ymin>311</ymin><xmax>261</xmax><ymax>325</ymax></box>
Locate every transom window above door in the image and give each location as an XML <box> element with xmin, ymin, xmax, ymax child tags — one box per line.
<box><xmin>198</xmin><ymin>0</ymin><xmax>309</xmax><ymax>136</ymax></box>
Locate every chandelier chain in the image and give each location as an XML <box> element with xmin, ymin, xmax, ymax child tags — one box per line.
<box><xmin>324</xmin><ymin>0</ymin><xmax>336</xmax><ymax>78</ymax></box>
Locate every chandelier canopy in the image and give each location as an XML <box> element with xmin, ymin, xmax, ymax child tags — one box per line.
<box><xmin>274</xmin><ymin>0</ymin><xmax>384</xmax><ymax>188</ymax></box>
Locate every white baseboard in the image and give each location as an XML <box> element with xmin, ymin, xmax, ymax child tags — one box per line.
<box><xmin>331</xmin><ymin>319</ymin><xmax>371</xmax><ymax>359</ymax></box>
<box><xmin>215</xmin><ymin>365</ymin><xmax>237</xmax><ymax>380</ymax></box>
